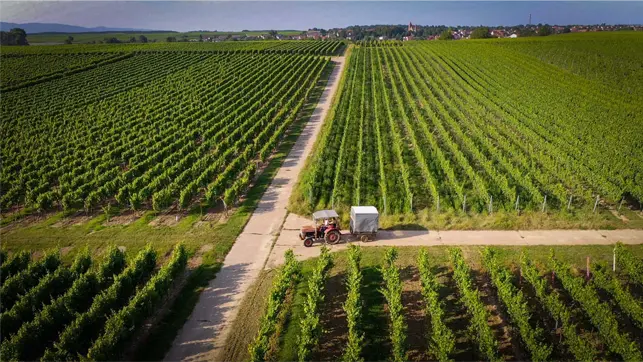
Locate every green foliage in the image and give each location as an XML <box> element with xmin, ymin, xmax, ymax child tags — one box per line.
<box><xmin>0</xmin><ymin>252</ymin><xmax>61</xmax><ymax>311</ymax></box>
<box><xmin>549</xmin><ymin>252</ymin><xmax>642</xmax><ymax>361</ymax></box>
<box><xmin>380</xmin><ymin>248</ymin><xmax>407</xmax><ymax>362</ymax></box>
<box><xmin>448</xmin><ymin>248</ymin><xmax>500</xmax><ymax>362</ymax></box>
<box><xmin>481</xmin><ymin>248</ymin><xmax>551</xmax><ymax>361</ymax></box>
<box><xmin>342</xmin><ymin>245</ymin><xmax>364</xmax><ymax>362</ymax></box>
<box><xmin>249</xmin><ymin>249</ymin><xmax>300</xmax><ymax>362</ymax></box>
<box><xmin>297</xmin><ymin>246</ymin><xmax>333</xmax><ymax>361</ymax></box>
<box><xmin>0</xmin><ymin>250</ymin><xmax>31</xmax><ymax>283</ymax></box>
<box><xmin>0</xmin><ymin>247</ymin><xmax>125</xmax><ymax>361</ymax></box>
<box><xmin>615</xmin><ymin>242</ymin><xmax>643</xmax><ymax>285</ymax></box>
<box><xmin>87</xmin><ymin>243</ymin><xmax>187</xmax><ymax>360</ymax></box>
<box><xmin>591</xmin><ymin>262</ymin><xmax>643</xmax><ymax>329</ymax></box>
<box><xmin>439</xmin><ymin>29</ymin><xmax>454</xmax><ymax>40</ymax></box>
<box><xmin>294</xmin><ymin>37</ymin><xmax>643</xmax><ymax>221</ymax></box>
<box><xmin>521</xmin><ymin>255</ymin><xmax>595</xmax><ymax>361</ymax></box>
<box><xmin>417</xmin><ymin>249</ymin><xmax>455</xmax><ymax>362</ymax></box>
<box><xmin>0</xmin><ymin>251</ymin><xmax>91</xmax><ymax>339</ymax></box>
<box><xmin>1</xmin><ymin>48</ymin><xmax>331</xmax><ymax>215</ymax></box>
<box><xmin>43</xmin><ymin>245</ymin><xmax>157</xmax><ymax>360</ymax></box>
<box><xmin>471</xmin><ymin>27</ymin><xmax>491</xmax><ymax>39</ymax></box>
<box><xmin>538</xmin><ymin>25</ymin><xmax>553</xmax><ymax>36</ymax></box>
<box><xmin>0</xmin><ymin>28</ymin><xmax>29</xmax><ymax>46</ymax></box>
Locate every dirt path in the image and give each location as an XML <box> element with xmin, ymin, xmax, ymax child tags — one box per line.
<box><xmin>164</xmin><ymin>56</ymin><xmax>347</xmax><ymax>362</ymax></box>
<box><xmin>265</xmin><ymin>214</ymin><xmax>643</xmax><ymax>267</ymax></box>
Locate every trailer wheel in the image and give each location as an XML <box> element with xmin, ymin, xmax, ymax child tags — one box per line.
<box><xmin>360</xmin><ymin>235</ymin><xmax>369</xmax><ymax>243</ymax></box>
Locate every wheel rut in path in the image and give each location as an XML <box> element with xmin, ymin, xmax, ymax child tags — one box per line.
<box><xmin>164</xmin><ymin>56</ymin><xmax>347</xmax><ymax>362</ymax></box>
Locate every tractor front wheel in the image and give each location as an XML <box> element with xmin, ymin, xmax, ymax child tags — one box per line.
<box><xmin>304</xmin><ymin>237</ymin><xmax>314</xmax><ymax>247</ymax></box>
<box><xmin>325</xmin><ymin>230</ymin><xmax>341</xmax><ymax>245</ymax></box>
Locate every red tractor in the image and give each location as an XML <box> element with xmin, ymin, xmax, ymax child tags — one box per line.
<box><xmin>299</xmin><ymin>210</ymin><xmax>342</xmax><ymax>247</ymax></box>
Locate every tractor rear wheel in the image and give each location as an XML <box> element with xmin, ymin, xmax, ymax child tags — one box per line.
<box><xmin>325</xmin><ymin>230</ymin><xmax>341</xmax><ymax>244</ymax></box>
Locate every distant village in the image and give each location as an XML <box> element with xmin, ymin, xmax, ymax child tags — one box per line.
<box><xmin>203</xmin><ymin>23</ymin><xmax>642</xmax><ymax>42</ymax></box>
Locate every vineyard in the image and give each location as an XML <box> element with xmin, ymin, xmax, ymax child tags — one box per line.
<box><xmin>0</xmin><ymin>41</ymin><xmax>343</xmax><ymax>215</ymax></box>
<box><xmin>293</xmin><ymin>36</ymin><xmax>643</xmax><ymax>221</ymax></box>
<box><xmin>0</xmin><ymin>243</ymin><xmax>187</xmax><ymax>361</ymax></box>
<box><xmin>228</xmin><ymin>243</ymin><xmax>643</xmax><ymax>361</ymax></box>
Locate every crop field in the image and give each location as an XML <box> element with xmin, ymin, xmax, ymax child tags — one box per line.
<box><xmin>492</xmin><ymin>32</ymin><xmax>643</xmax><ymax>101</ymax></box>
<box><xmin>25</xmin><ymin>30</ymin><xmax>305</xmax><ymax>44</ymax></box>
<box><xmin>0</xmin><ymin>243</ymin><xmax>187</xmax><ymax>361</ymax></box>
<box><xmin>293</xmin><ymin>35</ymin><xmax>643</xmax><ymax>226</ymax></box>
<box><xmin>0</xmin><ymin>40</ymin><xmax>343</xmax><ymax>55</ymax></box>
<box><xmin>0</xmin><ymin>41</ymin><xmax>343</xmax><ymax>216</ymax></box>
<box><xmin>225</xmin><ymin>243</ymin><xmax>643</xmax><ymax>362</ymax></box>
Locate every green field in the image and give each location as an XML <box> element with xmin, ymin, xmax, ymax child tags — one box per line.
<box><xmin>26</xmin><ymin>30</ymin><xmax>304</xmax><ymax>44</ymax></box>
<box><xmin>1</xmin><ymin>33</ymin><xmax>642</xmax><ymax>362</ymax></box>
<box><xmin>0</xmin><ymin>40</ymin><xmax>338</xmax><ymax>360</ymax></box>
<box><xmin>228</xmin><ymin>243</ymin><xmax>643</xmax><ymax>361</ymax></box>
<box><xmin>0</xmin><ymin>41</ymin><xmax>343</xmax><ymax>214</ymax></box>
<box><xmin>291</xmin><ymin>32</ymin><xmax>643</xmax><ymax>229</ymax></box>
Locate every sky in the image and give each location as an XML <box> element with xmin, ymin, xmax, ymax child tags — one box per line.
<box><xmin>1</xmin><ymin>1</ymin><xmax>642</xmax><ymax>32</ymax></box>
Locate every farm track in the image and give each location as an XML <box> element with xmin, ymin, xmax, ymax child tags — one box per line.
<box><xmin>163</xmin><ymin>55</ymin><xmax>347</xmax><ymax>362</ymax></box>
<box><xmin>266</xmin><ymin>214</ymin><xmax>643</xmax><ymax>267</ymax></box>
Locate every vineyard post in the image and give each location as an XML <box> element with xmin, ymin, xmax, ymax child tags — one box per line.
<box><xmin>515</xmin><ymin>195</ymin><xmax>519</xmax><ymax>211</ymax></box>
<box><xmin>567</xmin><ymin>195</ymin><xmax>573</xmax><ymax>211</ymax></box>
<box><xmin>542</xmin><ymin>195</ymin><xmax>547</xmax><ymax>213</ymax></box>
<box><xmin>462</xmin><ymin>195</ymin><xmax>466</xmax><ymax>213</ymax></box>
<box><xmin>437</xmin><ymin>195</ymin><xmax>440</xmax><ymax>214</ymax></box>
<box><xmin>586</xmin><ymin>256</ymin><xmax>590</xmax><ymax>280</ymax></box>
<box><xmin>618</xmin><ymin>198</ymin><xmax>624</xmax><ymax>212</ymax></box>
<box><xmin>222</xmin><ymin>199</ymin><xmax>228</xmax><ymax>216</ymax></box>
<box><xmin>489</xmin><ymin>195</ymin><xmax>493</xmax><ymax>214</ymax></box>
<box><xmin>593</xmin><ymin>195</ymin><xmax>599</xmax><ymax>213</ymax></box>
<box><xmin>613</xmin><ymin>246</ymin><xmax>616</xmax><ymax>272</ymax></box>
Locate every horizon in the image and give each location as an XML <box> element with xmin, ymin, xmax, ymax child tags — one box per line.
<box><xmin>2</xmin><ymin>1</ymin><xmax>642</xmax><ymax>32</ymax></box>
<box><xmin>2</xmin><ymin>20</ymin><xmax>643</xmax><ymax>34</ymax></box>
